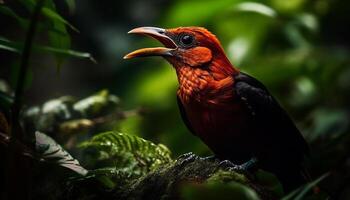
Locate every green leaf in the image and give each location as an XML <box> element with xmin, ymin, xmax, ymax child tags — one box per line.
<box><xmin>41</xmin><ymin>7</ymin><xmax>79</xmax><ymax>32</ymax></box>
<box><xmin>48</xmin><ymin>26</ymin><xmax>71</xmax><ymax>71</ymax></box>
<box><xmin>294</xmin><ymin>173</ymin><xmax>328</xmax><ymax>200</ymax></box>
<box><xmin>18</xmin><ymin>0</ymin><xmax>35</xmax><ymax>12</ymax></box>
<box><xmin>0</xmin><ymin>5</ymin><xmax>29</xmax><ymax>28</ymax></box>
<box><xmin>233</xmin><ymin>2</ymin><xmax>277</xmax><ymax>18</ymax></box>
<box><xmin>23</xmin><ymin>96</ymin><xmax>78</xmax><ymax>134</ymax></box>
<box><xmin>15</xmin><ymin>0</ymin><xmax>72</xmax><ymax>35</ymax></box>
<box><xmin>282</xmin><ymin>173</ymin><xmax>329</xmax><ymax>200</ymax></box>
<box><xmin>0</xmin><ymin>43</ymin><xmax>19</xmax><ymax>53</ymax></box>
<box><xmin>35</xmin><ymin>131</ymin><xmax>88</xmax><ymax>175</ymax></box>
<box><xmin>308</xmin><ymin>108</ymin><xmax>348</xmax><ymax>141</ymax></box>
<box><xmin>73</xmin><ymin>90</ymin><xmax>119</xmax><ymax>118</ymax></box>
<box><xmin>0</xmin><ymin>91</ymin><xmax>13</xmax><ymax>110</ymax></box>
<box><xmin>42</xmin><ymin>0</ymin><xmax>74</xmax><ymax>71</ymax></box>
<box><xmin>59</xmin><ymin>119</ymin><xmax>94</xmax><ymax>135</ymax></box>
<box><xmin>0</xmin><ymin>80</ymin><xmax>11</xmax><ymax>94</ymax></box>
<box><xmin>36</xmin><ymin>45</ymin><xmax>97</xmax><ymax>63</ymax></box>
<box><xmin>181</xmin><ymin>181</ymin><xmax>259</xmax><ymax>200</ymax></box>
<box><xmin>69</xmin><ymin>167</ymin><xmax>132</xmax><ymax>190</ymax></box>
<box><xmin>0</xmin><ymin>36</ymin><xmax>19</xmax><ymax>53</ymax></box>
<box><xmin>254</xmin><ymin>170</ymin><xmax>284</xmax><ymax>197</ymax></box>
<box><xmin>79</xmin><ymin>131</ymin><xmax>173</xmax><ymax>171</ymax></box>
<box><xmin>0</xmin><ymin>36</ymin><xmax>95</xmax><ymax>62</ymax></box>
<box><xmin>65</xmin><ymin>0</ymin><xmax>76</xmax><ymax>14</ymax></box>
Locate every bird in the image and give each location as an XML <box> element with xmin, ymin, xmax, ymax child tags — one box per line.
<box><xmin>124</xmin><ymin>26</ymin><xmax>309</xmax><ymax>192</ymax></box>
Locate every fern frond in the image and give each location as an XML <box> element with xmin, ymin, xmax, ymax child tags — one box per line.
<box><xmin>79</xmin><ymin>131</ymin><xmax>173</xmax><ymax>172</ymax></box>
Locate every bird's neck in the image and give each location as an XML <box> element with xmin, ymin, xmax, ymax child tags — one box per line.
<box><xmin>176</xmin><ymin>61</ymin><xmax>237</xmax><ymax>104</ymax></box>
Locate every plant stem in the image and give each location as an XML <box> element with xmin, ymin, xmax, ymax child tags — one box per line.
<box><xmin>11</xmin><ymin>0</ymin><xmax>45</xmax><ymax>141</ymax></box>
<box><xmin>5</xmin><ymin>1</ymin><xmax>46</xmax><ymax>200</ymax></box>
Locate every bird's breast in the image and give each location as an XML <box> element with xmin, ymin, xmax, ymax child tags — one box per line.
<box><xmin>181</xmin><ymin>96</ymin><xmax>248</xmax><ymax>139</ymax></box>
<box><xmin>176</xmin><ymin>67</ymin><xmax>211</xmax><ymax>103</ymax></box>
<box><xmin>176</xmin><ymin>68</ymin><xmax>250</xmax><ymax>153</ymax></box>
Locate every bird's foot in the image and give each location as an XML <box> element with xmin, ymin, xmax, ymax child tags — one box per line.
<box><xmin>199</xmin><ymin>155</ymin><xmax>218</xmax><ymax>161</ymax></box>
<box><xmin>219</xmin><ymin>157</ymin><xmax>258</xmax><ymax>173</ymax></box>
<box><xmin>219</xmin><ymin>160</ymin><xmax>247</xmax><ymax>173</ymax></box>
<box><xmin>176</xmin><ymin>152</ymin><xmax>199</xmax><ymax>167</ymax></box>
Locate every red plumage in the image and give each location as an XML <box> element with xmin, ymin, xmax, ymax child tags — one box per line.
<box><xmin>125</xmin><ymin>26</ymin><xmax>309</xmax><ymax>192</ymax></box>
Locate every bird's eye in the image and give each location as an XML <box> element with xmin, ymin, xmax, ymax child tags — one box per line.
<box><xmin>180</xmin><ymin>34</ymin><xmax>194</xmax><ymax>46</ymax></box>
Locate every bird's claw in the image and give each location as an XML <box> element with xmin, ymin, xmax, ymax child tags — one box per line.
<box><xmin>176</xmin><ymin>152</ymin><xmax>199</xmax><ymax>167</ymax></box>
<box><xmin>199</xmin><ymin>155</ymin><xmax>217</xmax><ymax>161</ymax></box>
<box><xmin>218</xmin><ymin>157</ymin><xmax>258</xmax><ymax>174</ymax></box>
<box><xmin>218</xmin><ymin>160</ymin><xmax>247</xmax><ymax>173</ymax></box>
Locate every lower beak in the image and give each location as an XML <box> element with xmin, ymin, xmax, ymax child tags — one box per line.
<box><xmin>123</xmin><ymin>27</ymin><xmax>177</xmax><ymax>59</ymax></box>
<box><xmin>123</xmin><ymin>47</ymin><xmax>173</xmax><ymax>59</ymax></box>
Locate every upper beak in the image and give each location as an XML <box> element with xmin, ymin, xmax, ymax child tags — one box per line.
<box><xmin>123</xmin><ymin>27</ymin><xmax>177</xmax><ymax>59</ymax></box>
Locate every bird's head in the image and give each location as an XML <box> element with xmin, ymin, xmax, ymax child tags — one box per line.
<box><xmin>124</xmin><ymin>27</ymin><xmax>239</xmax><ymax>77</ymax></box>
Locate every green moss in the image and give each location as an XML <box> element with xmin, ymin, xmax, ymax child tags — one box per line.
<box><xmin>207</xmin><ymin>169</ymin><xmax>248</xmax><ymax>184</ymax></box>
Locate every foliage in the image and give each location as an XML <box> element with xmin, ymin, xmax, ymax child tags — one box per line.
<box><xmin>0</xmin><ymin>0</ymin><xmax>94</xmax><ymax>74</ymax></box>
<box><xmin>66</xmin><ymin>131</ymin><xmax>173</xmax><ymax>193</ymax></box>
<box><xmin>79</xmin><ymin>131</ymin><xmax>173</xmax><ymax>175</ymax></box>
<box><xmin>181</xmin><ymin>182</ymin><xmax>259</xmax><ymax>200</ymax></box>
<box><xmin>24</xmin><ymin>90</ymin><xmax>120</xmax><ymax>136</ymax></box>
<box><xmin>35</xmin><ymin>131</ymin><xmax>88</xmax><ymax>175</ymax></box>
<box><xmin>282</xmin><ymin>173</ymin><xmax>329</xmax><ymax>200</ymax></box>
<box><xmin>1</xmin><ymin>0</ymin><xmax>350</xmax><ymax>199</ymax></box>
<box><xmin>0</xmin><ymin>36</ymin><xmax>95</xmax><ymax>62</ymax></box>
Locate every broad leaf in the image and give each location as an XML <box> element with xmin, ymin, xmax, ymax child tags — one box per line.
<box><xmin>44</xmin><ymin>0</ymin><xmax>72</xmax><ymax>70</ymax></box>
<box><xmin>35</xmin><ymin>131</ymin><xmax>88</xmax><ymax>175</ymax></box>
<box><xmin>0</xmin><ymin>5</ymin><xmax>29</xmax><ymax>28</ymax></box>
<box><xmin>18</xmin><ymin>0</ymin><xmax>78</xmax><ymax>34</ymax></box>
<box><xmin>36</xmin><ymin>45</ymin><xmax>96</xmax><ymax>63</ymax></box>
<box><xmin>41</xmin><ymin>7</ymin><xmax>78</xmax><ymax>32</ymax></box>
<box><xmin>0</xmin><ymin>36</ymin><xmax>95</xmax><ymax>62</ymax></box>
<box><xmin>48</xmin><ymin>28</ymin><xmax>71</xmax><ymax>71</ymax></box>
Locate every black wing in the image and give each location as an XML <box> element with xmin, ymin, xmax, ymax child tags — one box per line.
<box><xmin>234</xmin><ymin>72</ymin><xmax>309</xmax><ymax>159</ymax></box>
<box><xmin>234</xmin><ymin>72</ymin><xmax>311</xmax><ymax>191</ymax></box>
<box><xmin>177</xmin><ymin>96</ymin><xmax>197</xmax><ymax>136</ymax></box>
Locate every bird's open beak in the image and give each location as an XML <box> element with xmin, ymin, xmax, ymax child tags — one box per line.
<box><xmin>123</xmin><ymin>27</ymin><xmax>177</xmax><ymax>59</ymax></box>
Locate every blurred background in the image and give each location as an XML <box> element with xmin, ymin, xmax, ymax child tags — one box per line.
<box><xmin>1</xmin><ymin>0</ymin><xmax>350</xmax><ymax>197</ymax></box>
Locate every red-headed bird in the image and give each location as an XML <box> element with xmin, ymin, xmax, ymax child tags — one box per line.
<box><xmin>124</xmin><ymin>27</ymin><xmax>309</xmax><ymax>192</ymax></box>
